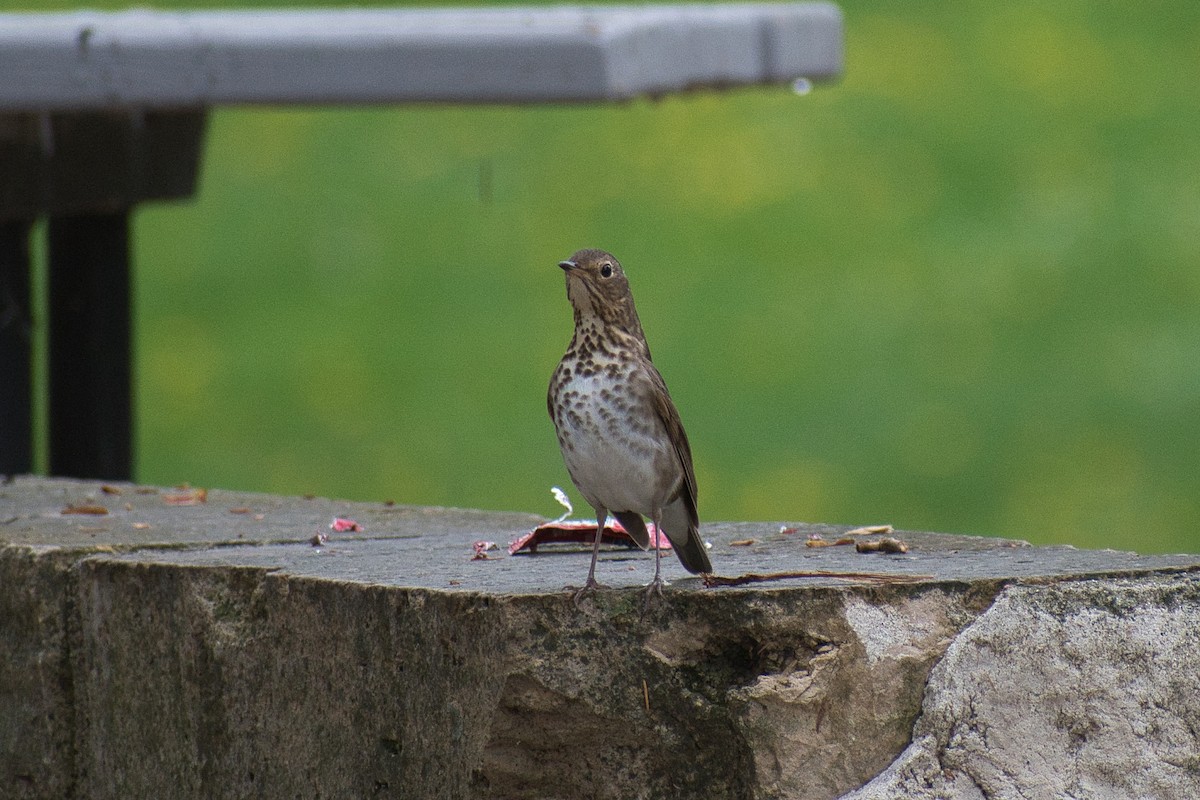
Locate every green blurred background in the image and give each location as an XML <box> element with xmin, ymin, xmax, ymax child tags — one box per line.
<box><xmin>16</xmin><ymin>0</ymin><xmax>1200</xmax><ymax>553</ymax></box>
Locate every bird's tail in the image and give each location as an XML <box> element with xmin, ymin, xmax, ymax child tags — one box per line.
<box><xmin>659</xmin><ymin>496</ymin><xmax>712</xmax><ymax>575</ymax></box>
<box><xmin>612</xmin><ymin>510</ymin><xmax>651</xmax><ymax>551</ymax></box>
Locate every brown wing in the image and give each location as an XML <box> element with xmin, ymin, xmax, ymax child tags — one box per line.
<box><xmin>639</xmin><ymin>362</ymin><xmax>698</xmax><ymax>524</ymax></box>
<box><xmin>640</xmin><ymin>362</ymin><xmax>711</xmax><ymax>573</ymax></box>
<box><xmin>626</xmin><ymin>360</ymin><xmax>711</xmax><ymax>573</ymax></box>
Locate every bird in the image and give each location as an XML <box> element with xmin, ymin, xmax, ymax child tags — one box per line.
<box><xmin>547</xmin><ymin>248</ymin><xmax>712</xmax><ymax>601</ymax></box>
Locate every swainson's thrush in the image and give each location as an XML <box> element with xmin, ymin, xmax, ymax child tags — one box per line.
<box><xmin>548</xmin><ymin>249</ymin><xmax>711</xmax><ymax>599</ymax></box>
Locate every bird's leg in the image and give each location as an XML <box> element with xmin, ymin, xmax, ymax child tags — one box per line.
<box><xmin>571</xmin><ymin>508</ymin><xmax>610</xmax><ymax>605</ymax></box>
<box><xmin>584</xmin><ymin>515</ymin><xmax>606</xmax><ymax>588</ymax></box>
<box><xmin>641</xmin><ymin>513</ymin><xmax>666</xmax><ymax>612</ymax></box>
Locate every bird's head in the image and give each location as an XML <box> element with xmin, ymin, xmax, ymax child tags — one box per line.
<box><xmin>558</xmin><ymin>249</ymin><xmax>644</xmax><ymax>335</ymax></box>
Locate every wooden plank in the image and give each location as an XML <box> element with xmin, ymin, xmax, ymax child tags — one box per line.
<box><xmin>0</xmin><ymin>4</ymin><xmax>843</xmax><ymax>110</ymax></box>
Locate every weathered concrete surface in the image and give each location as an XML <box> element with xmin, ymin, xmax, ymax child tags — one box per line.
<box><xmin>0</xmin><ymin>475</ymin><xmax>543</xmax><ymax>551</ymax></box>
<box><xmin>3</xmin><ymin>475</ymin><xmax>1199</xmax><ymax>800</ymax></box>
<box><xmin>0</xmin><ymin>546</ymin><xmax>75</xmax><ymax>800</ymax></box>
<box><xmin>842</xmin><ymin>574</ymin><xmax>1200</xmax><ymax>800</ymax></box>
<box><xmin>1</xmin><ymin>476</ymin><xmax>542</xmax><ymax>800</ymax></box>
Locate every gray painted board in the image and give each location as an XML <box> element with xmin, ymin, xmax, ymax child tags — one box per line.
<box><xmin>0</xmin><ymin>4</ymin><xmax>843</xmax><ymax>110</ymax></box>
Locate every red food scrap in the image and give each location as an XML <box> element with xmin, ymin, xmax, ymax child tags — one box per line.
<box><xmin>508</xmin><ymin>519</ymin><xmax>673</xmax><ymax>556</ymax></box>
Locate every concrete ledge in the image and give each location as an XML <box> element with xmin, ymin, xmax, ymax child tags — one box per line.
<box><xmin>3</xmin><ymin>476</ymin><xmax>1199</xmax><ymax>799</ymax></box>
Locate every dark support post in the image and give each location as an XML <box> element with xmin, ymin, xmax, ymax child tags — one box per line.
<box><xmin>47</xmin><ymin>212</ymin><xmax>132</xmax><ymax>479</ymax></box>
<box><xmin>0</xmin><ymin>109</ymin><xmax>205</xmax><ymax>480</ymax></box>
<box><xmin>0</xmin><ymin>219</ymin><xmax>34</xmax><ymax>475</ymax></box>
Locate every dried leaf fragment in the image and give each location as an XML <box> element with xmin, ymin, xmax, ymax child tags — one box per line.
<box><xmin>856</xmin><ymin>537</ymin><xmax>909</xmax><ymax>554</ymax></box>
<box><xmin>729</xmin><ymin>538</ymin><xmax>756</xmax><ymax>547</ymax></box>
<box><xmin>806</xmin><ymin>535</ymin><xmax>856</xmax><ymax>548</ymax></box>
<box><xmin>229</xmin><ymin>507</ymin><xmax>252</xmax><ymax>515</ymax></box>
<box><xmin>846</xmin><ymin>524</ymin><xmax>894</xmax><ymax>536</ymax></box>
<box><xmin>163</xmin><ymin>488</ymin><xmax>207</xmax><ymax>505</ymax></box>
<box><xmin>62</xmin><ymin>504</ymin><xmax>108</xmax><ymax>516</ymax></box>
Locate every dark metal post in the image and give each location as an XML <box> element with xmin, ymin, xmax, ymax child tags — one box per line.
<box><xmin>0</xmin><ymin>219</ymin><xmax>34</xmax><ymax>474</ymax></box>
<box><xmin>47</xmin><ymin>212</ymin><xmax>132</xmax><ymax>479</ymax></box>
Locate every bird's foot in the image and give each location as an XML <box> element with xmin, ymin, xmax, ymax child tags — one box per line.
<box><xmin>640</xmin><ymin>577</ymin><xmax>666</xmax><ymax>615</ymax></box>
<box><xmin>567</xmin><ymin>578</ymin><xmax>609</xmax><ymax>606</ymax></box>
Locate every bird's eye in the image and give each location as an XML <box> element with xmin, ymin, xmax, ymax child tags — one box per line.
<box><xmin>600</xmin><ymin>264</ymin><xmax>614</xmax><ymax>278</ymax></box>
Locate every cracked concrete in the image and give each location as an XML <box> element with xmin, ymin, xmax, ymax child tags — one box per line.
<box><xmin>842</xmin><ymin>575</ymin><xmax>1200</xmax><ymax>800</ymax></box>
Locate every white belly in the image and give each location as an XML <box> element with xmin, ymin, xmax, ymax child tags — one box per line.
<box><xmin>553</xmin><ymin>372</ymin><xmax>677</xmax><ymax>515</ymax></box>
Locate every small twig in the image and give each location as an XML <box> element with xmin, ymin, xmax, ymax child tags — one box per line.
<box><xmin>704</xmin><ymin>569</ymin><xmax>931</xmax><ymax>588</ymax></box>
<box><xmin>642</xmin><ymin>679</ymin><xmax>650</xmax><ymax>713</ymax></box>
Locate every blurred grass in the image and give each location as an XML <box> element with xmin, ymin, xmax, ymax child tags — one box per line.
<box><xmin>12</xmin><ymin>0</ymin><xmax>1200</xmax><ymax>553</ymax></box>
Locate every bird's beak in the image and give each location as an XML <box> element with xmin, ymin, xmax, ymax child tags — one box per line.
<box><xmin>558</xmin><ymin>260</ymin><xmax>576</xmax><ymax>272</ymax></box>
